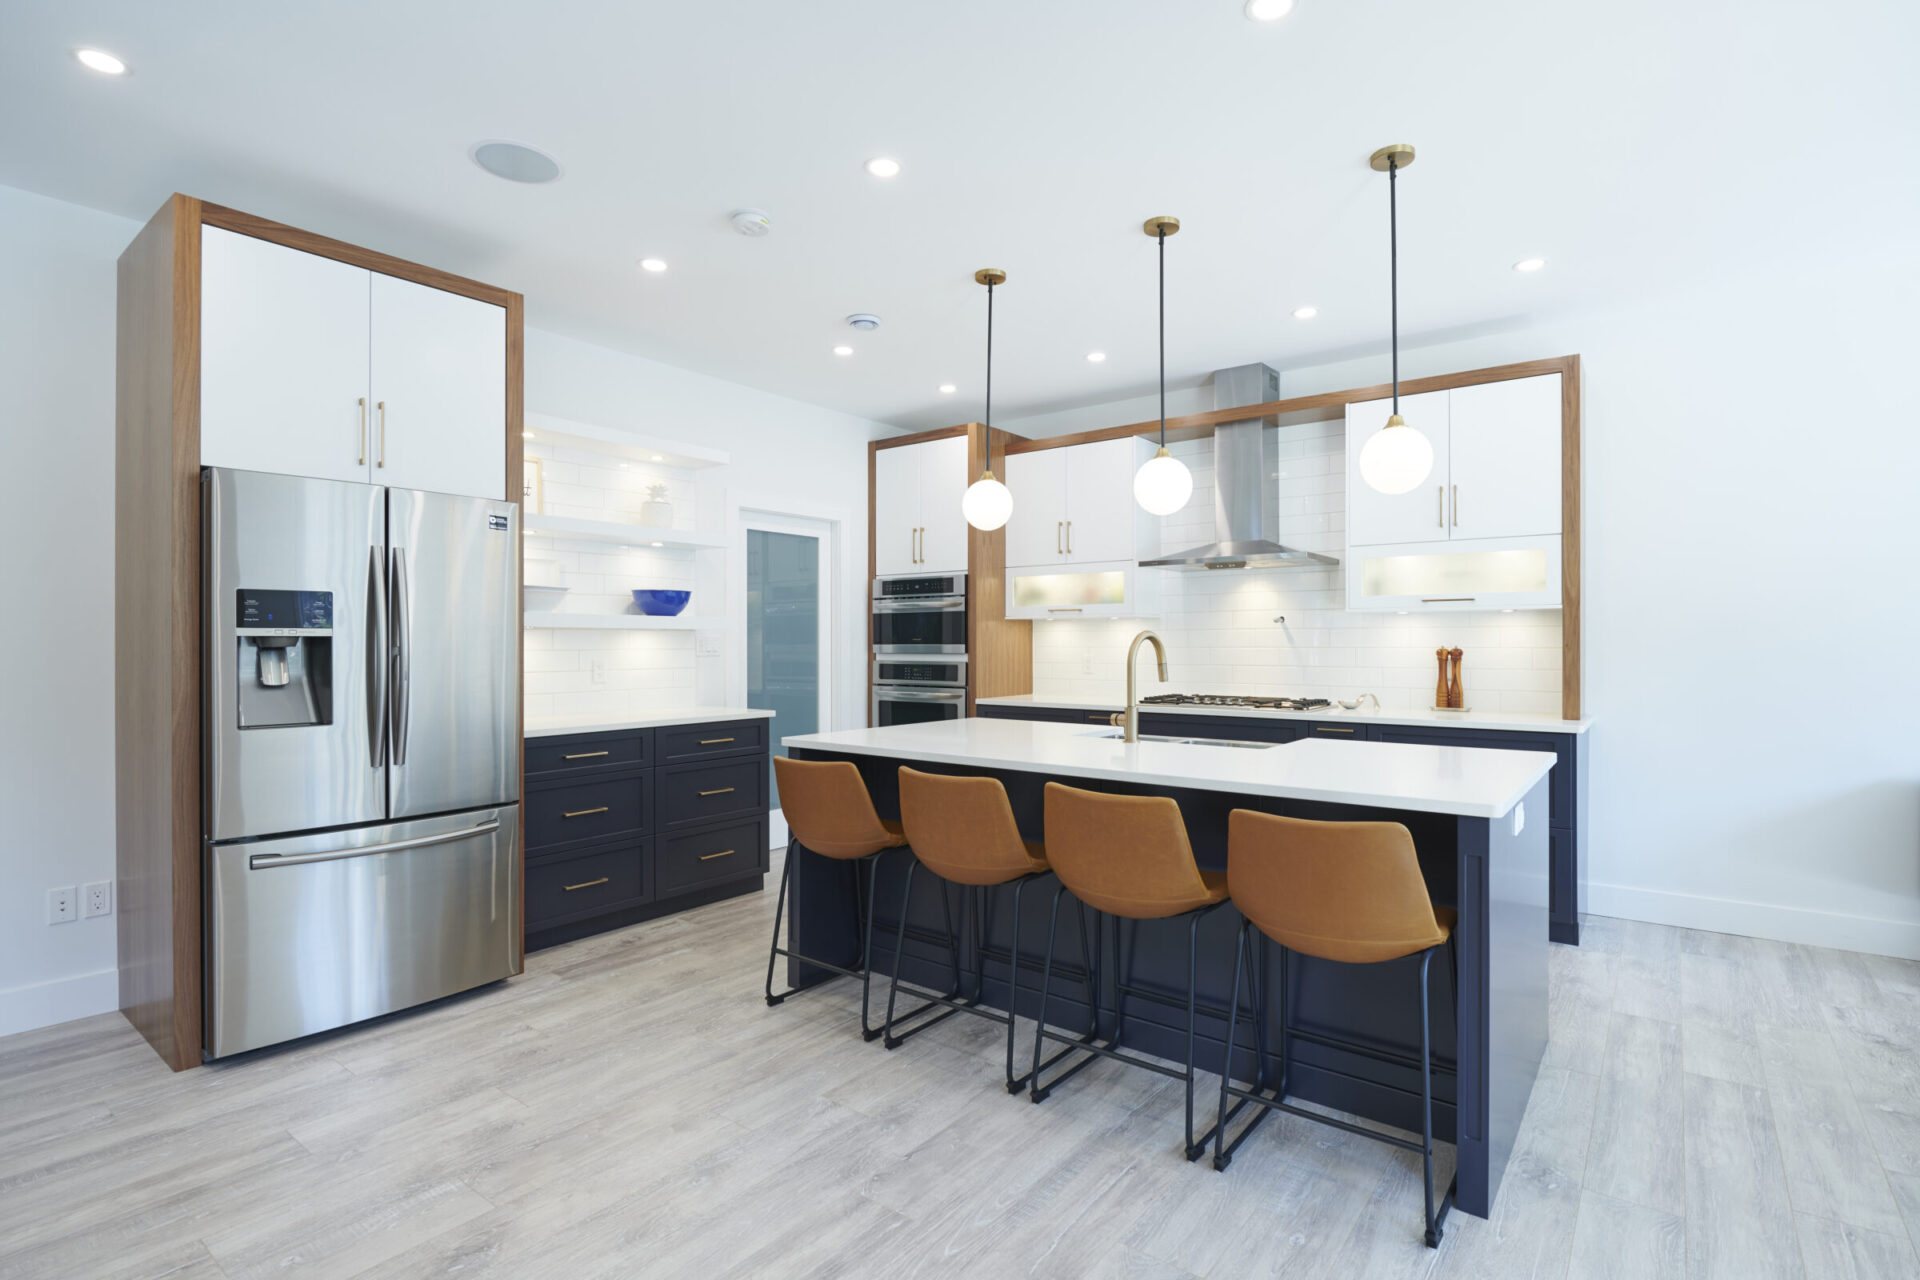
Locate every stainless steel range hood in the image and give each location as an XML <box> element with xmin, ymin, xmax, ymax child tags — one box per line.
<box><xmin>1139</xmin><ymin>363</ymin><xmax>1339</xmax><ymax>571</ymax></box>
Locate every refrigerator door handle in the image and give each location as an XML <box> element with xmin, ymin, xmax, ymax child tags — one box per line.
<box><xmin>390</xmin><ymin>546</ymin><xmax>411</xmax><ymax>766</ymax></box>
<box><xmin>246</xmin><ymin>819</ymin><xmax>501</xmax><ymax>870</ymax></box>
<box><xmin>366</xmin><ymin>546</ymin><xmax>387</xmax><ymax>767</ymax></box>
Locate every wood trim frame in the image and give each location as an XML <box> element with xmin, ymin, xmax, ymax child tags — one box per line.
<box><xmin>114</xmin><ymin>194</ymin><xmax>526</xmax><ymax>1069</ymax></box>
<box><xmin>965</xmin><ymin>423</ymin><xmax>1031</xmax><ymax>713</ymax></box>
<box><xmin>991</xmin><ymin>355</ymin><xmax>1583</xmax><ymax>719</ymax></box>
<box><xmin>865</xmin><ymin>425</ymin><xmax>970</xmax><ymax>722</ymax></box>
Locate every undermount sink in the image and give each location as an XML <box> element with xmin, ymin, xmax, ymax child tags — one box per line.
<box><xmin>1082</xmin><ymin>729</ymin><xmax>1277</xmax><ymax>750</ymax></box>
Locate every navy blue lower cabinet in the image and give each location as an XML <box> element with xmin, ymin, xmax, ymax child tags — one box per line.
<box><xmin>525</xmin><ymin>720</ymin><xmax>770</xmax><ymax>951</ymax></box>
<box><xmin>978</xmin><ymin>703</ymin><xmax>1121</xmax><ymax>726</ymax></box>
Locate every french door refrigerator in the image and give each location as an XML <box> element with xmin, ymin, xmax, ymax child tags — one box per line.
<box><xmin>203</xmin><ymin>467</ymin><xmax>520</xmax><ymax>1058</ymax></box>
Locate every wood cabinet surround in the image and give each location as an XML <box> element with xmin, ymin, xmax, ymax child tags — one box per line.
<box><xmin>114</xmin><ymin>194</ymin><xmax>524</xmax><ymax>1071</ymax></box>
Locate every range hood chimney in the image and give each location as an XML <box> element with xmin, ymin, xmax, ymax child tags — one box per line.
<box><xmin>1138</xmin><ymin>363</ymin><xmax>1339</xmax><ymax>571</ymax></box>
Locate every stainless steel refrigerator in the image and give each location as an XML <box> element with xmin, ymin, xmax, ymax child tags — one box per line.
<box><xmin>202</xmin><ymin>467</ymin><xmax>520</xmax><ymax>1058</ymax></box>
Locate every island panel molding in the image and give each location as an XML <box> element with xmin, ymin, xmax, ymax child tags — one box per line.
<box><xmin>114</xmin><ymin>193</ymin><xmax>525</xmax><ymax>1070</ymax></box>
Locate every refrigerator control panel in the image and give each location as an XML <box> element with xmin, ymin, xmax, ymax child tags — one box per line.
<box><xmin>235</xmin><ymin>588</ymin><xmax>333</xmax><ymax>635</ymax></box>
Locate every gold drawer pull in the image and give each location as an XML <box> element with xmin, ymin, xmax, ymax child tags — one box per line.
<box><xmin>1316</xmin><ymin>727</ymin><xmax>1355</xmax><ymax>734</ymax></box>
<box><xmin>563</xmin><ymin>750</ymin><xmax>610</xmax><ymax>760</ymax></box>
<box><xmin>698</xmin><ymin>849</ymin><xmax>736</xmax><ymax>861</ymax></box>
<box><xmin>1087</xmin><ymin>715</ymin><xmax>1109</xmax><ymax>721</ymax></box>
<box><xmin>562</xmin><ymin>806</ymin><xmax>610</xmax><ymax>818</ymax></box>
<box><xmin>563</xmin><ymin>877</ymin><xmax>610</xmax><ymax>891</ymax></box>
<box><xmin>699</xmin><ymin>737</ymin><xmax>735</xmax><ymax>745</ymax></box>
<box><xmin>698</xmin><ymin>787</ymin><xmax>735</xmax><ymax>797</ymax></box>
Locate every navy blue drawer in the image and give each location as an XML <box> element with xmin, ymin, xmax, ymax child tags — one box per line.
<box><xmin>657</xmin><ymin>817</ymin><xmax>768</xmax><ymax>897</ymax></box>
<box><xmin>658</xmin><ymin>756</ymin><xmax>768</xmax><ymax>829</ymax></box>
<box><xmin>526</xmin><ymin>767</ymin><xmax>651</xmax><ymax>853</ymax></box>
<box><xmin>979</xmin><ymin>704</ymin><xmax>1120</xmax><ymax>726</ymax></box>
<box><xmin>1139</xmin><ymin>713</ymin><xmax>1308</xmax><ymax>744</ymax></box>
<box><xmin>525</xmin><ymin>730</ymin><xmax>651</xmax><ymax>777</ymax></box>
<box><xmin>658</xmin><ymin>719</ymin><xmax>768</xmax><ymax>763</ymax></box>
<box><xmin>526</xmin><ymin>838</ymin><xmax>650</xmax><ymax>930</ymax></box>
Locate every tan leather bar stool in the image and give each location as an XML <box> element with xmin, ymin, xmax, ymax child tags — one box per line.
<box><xmin>1212</xmin><ymin>809</ymin><xmax>1459</xmax><ymax>1247</ymax></box>
<box><xmin>764</xmin><ymin>756</ymin><xmax>953</xmax><ymax>1041</ymax></box>
<box><xmin>887</xmin><ymin>767</ymin><xmax>1058</xmax><ymax>1090</ymax></box>
<box><xmin>1030</xmin><ymin>782</ymin><xmax>1232</xmax><ymax>1160</ymax></box>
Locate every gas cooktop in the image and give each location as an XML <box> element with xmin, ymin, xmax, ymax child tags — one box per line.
<box><xmin>1139</xmin><ymin>693</ymin><xmax>1333</xmax><ymax>712</ymax></box>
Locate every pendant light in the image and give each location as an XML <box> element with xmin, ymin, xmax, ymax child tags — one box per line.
<box><xmin>961</xmin><ymin>268</ymin><xmax>1014</xmax><ymax>531</ymax></box>
<box><xmin>1356</xmin><ymin>143</ymin><xmax>1435</xmax><ymax>495</ymax></box>
<box><xmin>1132</xmin><ymin>216</ymin><xmax>1194</xmax><ymax>516</ymax></box>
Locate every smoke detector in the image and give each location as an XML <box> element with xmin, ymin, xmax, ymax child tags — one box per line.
<box><xmin>846</xmin><ymin>313</ymin><xmax>881</xmax><ymax>332</ymax></box>
<box><xmin>731</xmin><ymin>208</ymin><xmax>772</xmax><ymax>237</ymax></box>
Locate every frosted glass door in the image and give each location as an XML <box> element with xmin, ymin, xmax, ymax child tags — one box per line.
<box><xmin>747</xmin><ymin>529</ymin><xmax>822</xmax><ymax>811</ymax></box>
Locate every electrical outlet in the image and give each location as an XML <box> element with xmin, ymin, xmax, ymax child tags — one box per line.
<box><xmin>83</xmin><ymin>881</ymin><xmax>113</xmax><ymax>919</ymax></box>
<box><xmin>589</xmin><ymin>658</ymin><xmax>607</xmax><ymax>686</ymax></box>
<box><xmin>697</xmin><ymin>632</ymin><xmax>722</xmax><ymax>657</ymax></box>
<box><xmin>47</xmin><ymin>886</ymin><xmax>76</xmax><ymax>924</ymax></box>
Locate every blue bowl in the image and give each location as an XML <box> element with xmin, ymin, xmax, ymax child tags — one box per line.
<box><xmin>632</xmin><ymin>589</ymin><xmax>691</xmax><ymax>617</ymax></box>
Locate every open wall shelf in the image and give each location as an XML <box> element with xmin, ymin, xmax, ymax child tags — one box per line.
<box><xmin>523</xmin><ymin>514</ymin><xmax>727</xmax><ymax>550</ymax></box>
<box><xmin>523</xmin><ymin>611</ymin><xmax>715</xmax><ymax>631</ymax></box>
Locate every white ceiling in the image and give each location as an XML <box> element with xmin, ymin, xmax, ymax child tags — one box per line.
<box><xmin>4</xmin><ymin>1</ymin><xmax>1914</xmax><ymax>430</ymax></box>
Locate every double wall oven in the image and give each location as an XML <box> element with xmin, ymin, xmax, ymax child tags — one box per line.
<box><xmin>871</xmin><ymin>572</ymin><xmax>967</xmax><ymax>725</ymax></box>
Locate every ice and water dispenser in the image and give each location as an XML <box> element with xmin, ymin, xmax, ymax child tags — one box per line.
<box><xmin>234</xmin><ymin>588</ymin><xmax>334</xmax><ymax>728</ymax></box>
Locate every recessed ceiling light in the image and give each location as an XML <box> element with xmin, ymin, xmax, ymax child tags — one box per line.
<box><xmin>1292</xmin><ymin>305</ymin><xmax>1318</xmax><ymax>320</ymax></box>
<box><xmin>471</xmin><ymin>141</ymin><xmax>562</xmax><ymax>184</ymax></box>
<box><xmin>1244</xmin><ymin>0</ymin><xmax>1295</xmax><ymax>21</ymax></box>
<box><xmin>75</xmin><ymin>48</ymin><xmax>127</xmax><ymax>75</ymax></box>
<box><xmin>1086</xmin><ymin>351</ymin><xmax>1107</xmax><ymax>363</ymax></box>
<box><xmin>864</xmin><ymin>157</ymin><xmax>901</xmax><ymax>178</ymax></box>
<box><xmin>649</xmin><ymin>454</ymin><xmax>665</xmax><ymax>462</ymax></box>
<box><xmin>1513</xmin><ymin>257</ymin><xmax>1547</xmax><ymax>273</ymax></box>
<box><xmin>833</xmin><ymin>345</ymin><xmax>854</xmax><ymax>356</ymax></box>
<box><xmin>639</xmin><ymin>257</ymin><xmax>668</xmax><ymax>273</ymax></box>
<box><xmin>939</xmin><ymin>384</ymin><xmax>957</xmax><ymax>394</ymax></box>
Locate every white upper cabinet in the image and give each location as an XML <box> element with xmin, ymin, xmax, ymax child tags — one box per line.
<box><xmin>1445</xmin><ymin>374</ymin><xmax>1561</xmax><ymax>540</ymax></box>
<box><xmin>370</xmin><ymin>274</ymin><xmax>506</xmax><ymax>499</ymax></box>
<box><xmin>1344</xmin><ymin>389</ymin><xmax>1451</xmax><ymax>548</ymax></box>
<box><xmin>200</xmin><ymin>227</ymin><xmax>509</xmax><ymax>499</ymax></box>
<box><xmin>1003</xmin><ymin>437</ymin><xmax>1161</xmax><ymax>620</ymax></box>
<box><xmin>201</xmin><ymin>226</ymin><xmax>373</xmax><ymax>484</ymax></box>
<box><xmin>873</xmin><ymin>435</ymin><xmax>969</xmax><ymax>576</ymax></box>
<box><xmin>1003</xmin><ymin>447</ymin><xmax>1066</xmax><ymax>568</ymax></box>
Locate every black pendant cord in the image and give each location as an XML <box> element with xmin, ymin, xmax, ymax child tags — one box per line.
<box><xmin>1389</xmin><ymin>156</ymin><xmax>1400</xmax><ymax>415</ymax></box>
<box><xmin>984</xmin><ymin>280</ymin><xmax>994</xmax><ymax>463</ymax></box>
<box><xmin>1158</xmin><ymin>228</ymin><xmax>1167</xmax><ymax>447</ymax></box>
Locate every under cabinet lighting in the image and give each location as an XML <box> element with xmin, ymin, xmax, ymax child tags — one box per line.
<box><xmin>522</xmin><ymin>431</ymin><xmax>535</xmax><ymax>439</ymax></box>
<box><xmin>650</xmin><ymin>454</ymin><xmax>665</xmax><ymax>461</ymax></box>
<box><xmin>650</xmin><ymin>541</ymin><xmax>664</xmax><ymax>548</ymax></box>
<box><xmin>75</xmin><ymin>48</ymin><xmax>127</xmax><ymax>75</ymax></box>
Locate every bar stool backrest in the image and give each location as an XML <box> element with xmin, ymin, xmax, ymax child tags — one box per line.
<box><xmin>898</xmin><ymin>768</ymin><xmax>1046</xmax><ymax>886</ymax></box>
<box><xmin>1043</xmin><ymin>782</ymin><xmax>1220</xmax><ymax>919</ymax></box>
<box><xmin>774</xmin><ymin>757</ymin><xmax>906</xmax><ymax>860</ymax></box>
<box><xmin>1227</xmin><ymin>809</ymin><xmax>1447</xmax><ymax>963</ymax></box>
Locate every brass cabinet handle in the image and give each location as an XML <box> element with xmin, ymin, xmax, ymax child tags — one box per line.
<box><xmin>563</xmin><ymin>877</ymin><xmax>610</xmax><ymax>891</ymax></box>
<box><xmin>377</xmin><ymin>400</ymin><xmax>387</xmax><ymax>468</ymax></box>
<box><xmin>1087</xmin><ymin>715</ymin><xmax>1110</xmax><ymax>721</ymax></box>
<box><xmin>1452</xmin><ymin>484</ymin><xmax>1459</xmax><ymax>526</ymax></box>
<box><xmin>698</xmin><ymin>849</ymin><xmax>736</xmax><ymax>861</ymax></box>
<box><xmin>562</xmin><ymin>806</ymin><xmax>610</xmax><ymax>818</ymax></box>
<box><xmin>1316</xmin><ymin>727</ymin><xmax>1356</xmax><ymax>733</ymax></box>
<box><xmin>1046</xmin><ymin>607</ymin><xmax>1083</xmax><ymax>614</ymax></box>
<box><xmin>563</xmin><ymin>750</ymin><xmax>609</xmax><ymax>760</ymax></box>
<box><xmin>1438</xmin><ymin>486</ymin><xmax>1445</xmax><ymax>528</ymax></box>
<box><xmin>698</xmin><ymin>737</ymin><xmax>734</xmax><ymax>745</ymax></box>
<box><xmin>698</xmin><ymin>787</ymin><xmax>735</xmax><ymax>797</ymax></box>
<box><xmin>1066</xmin><ymin>520</ymin><xmax>1072</xmax><ymax>555</ymax></box>
<box><xmin>358</xmin><ymin>397</ymin><xmax>367</xmax><ymax>465</ymax></box>
<box><xmin>1056</xmin><ymin>521</ymin><xmax>1063</xmax><ymax>555</ymax></box>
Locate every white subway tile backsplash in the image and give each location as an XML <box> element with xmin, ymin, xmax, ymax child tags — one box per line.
<box><xmin>1029</xmin><ymin>423</ymin><xmax>1563</xmax><ymax>714</ymax></box>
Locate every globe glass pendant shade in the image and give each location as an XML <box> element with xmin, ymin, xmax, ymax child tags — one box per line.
<box><xmin>1133</xmin><ymin>448</ymin><xmax>1193</xmax><ymax>515</ymax></box>
<box><xmin>962</xmin><ymin>472</ymin><xmax>1013</xmax><ymax>531</ymax></box>
<box><xmin>1357</xmin><ymin>415</ymin><xmax>1434</xmax><ymax>495</ymax></box>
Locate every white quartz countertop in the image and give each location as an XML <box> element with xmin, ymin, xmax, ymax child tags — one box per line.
<box><xmin>782</xmin><ymin>718</ymin><xmax>1553</xmax><ymax>819</ymax></box>
<box><xmin>977</xmin><ymin>694</ymin><xmax>1592</xmax><ymax>736</ymax></box>
<box><xmin>525</xmin><ymin>707</ymin><xmax>775</xmax><ymax>739</ymax></box>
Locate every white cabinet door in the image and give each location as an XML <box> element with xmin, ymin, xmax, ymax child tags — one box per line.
<box><xmin>916</xmin><ymin>434</ymin><xmax>972</xmax><ymax>574</ymax></box>
<box><xmin>873</xmin><ymin>443</ymin><xmax>921</xmax><ymax>576</ymax></box>
<box><xmin>1446</xmin><ymin>374</ymin><xmax>1561</xmax><ymax>540</ymax></box>
<box><xmin>1063</xmin><ymin>437</ymin><xmax>1139</xmax><ymax>563</ymax></box>
<box><xmin>1346</xmin><ymin>389</ymin><xmax>1451</xmax><ymax>548</ymax></box>
<box><xmin>200</xmin><ymin>226</ymin><xmax>371</xmax><ymax>482</ymax></box>
<box><xmin>1004</xmin><ymin>447</ymin><xmax>1067</xmax><ymax>568</ymax></box>
<box><xmin>370</xmin><ymin>274</ymin><xmax>507</xmax><ymax>499</ymax></box>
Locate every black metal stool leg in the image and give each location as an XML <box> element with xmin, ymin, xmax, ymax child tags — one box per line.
<box><xmin>764</xmin><ymin>842</ymin><xmax>796</xmax><ymax>1006</ymax></box>
<box><xmin>1184</xmin><ymin>909</ymin><xmax>1204</xmax><ymax>1160</ymax></box>
<box><xmin>1213</xmin><ymin>920</ymin><xmax>1248</xmax><ymax>1170</ymax></box>
<box><xmin>1029</xmin><ymin>885</ymin><xmax>1065</xmax><ymax>1099</ymax></box>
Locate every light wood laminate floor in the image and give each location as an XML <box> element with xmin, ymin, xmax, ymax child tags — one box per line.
<box><xmin>4</xmin><ymin>860</ymin><xmax>1918</xmax><ymax>1280</ymax></box>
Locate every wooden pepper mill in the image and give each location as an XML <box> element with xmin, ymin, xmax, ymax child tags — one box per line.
<box><xmin>1435</xmin><ymin>648</ymin><xmax>1450</xmax><ymax>709</ymax></box>
<box><xmin>1448</xmin><ymin>648</ymin><xmax>1465</xmax><ymax>708</ymax></box>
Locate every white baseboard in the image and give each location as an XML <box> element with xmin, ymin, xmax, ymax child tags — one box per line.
<box><xmin>0</xmin><ymin>968</ymin><xmax>120</xmax><ymax>1038</ymax></box>
<box><xmin>1585</xmin><ymin>881</ymin><xmax>1920</xmax><ymax>961</ymax></box>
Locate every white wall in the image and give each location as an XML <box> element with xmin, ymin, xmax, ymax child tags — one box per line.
<box><xmin>0</xmin><ymin>182</ymin><xmax>897</xmax><ymax>1036</ymax></box>
<box><xmin>0</xmin><ymin>185</ymin><xmax>130</xmax><ymax>1034</ymax></box>
<box><xmin>1005</xmin><ymin>261</ymin><xmax>1920</xmax><ymax>959</ymax></box>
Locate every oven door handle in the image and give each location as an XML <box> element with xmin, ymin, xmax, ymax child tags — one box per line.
<box><xmin>871</xmin><ymin>597</ymin><xmax>967</xmax><ymax>612</ymax></box>
<box><xmin>874</xmin><ymin>686</ymin><xmax>967</xmax><ymax>702</ymax></box>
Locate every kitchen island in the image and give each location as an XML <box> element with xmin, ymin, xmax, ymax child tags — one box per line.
<box><xmin>780</xmin><ymin>716</ymin><xmax>1553</xmax><ymax>1219</ymax></box>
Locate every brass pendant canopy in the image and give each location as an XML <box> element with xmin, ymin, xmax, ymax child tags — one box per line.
<box><xmin>1369</xmin><ymin>143</ymin><xmax>1416</xmax><ymax>172</ymax></box>
<box><xmin>1142</xmin><ymin>216</ymin><xmax>1182</xmax><ymax>238</ymax></box>
<box><xmin>973</xmin><ymin>268</ymin><xmax>1006</xmax><ymax>286</ymax></box>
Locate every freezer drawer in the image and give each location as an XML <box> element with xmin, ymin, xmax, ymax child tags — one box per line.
<box><xmin>206</xmin><ymin>805</ymin><xmax>520</xmax><ymax>1058</ymax></box>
